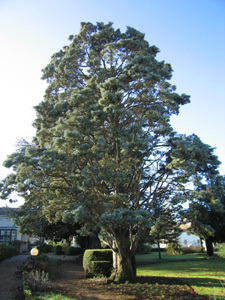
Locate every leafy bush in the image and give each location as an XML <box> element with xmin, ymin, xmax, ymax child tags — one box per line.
<box><xmin>23</xmin><ymin>255</ymin><xmax>49</xmax><ymax>273</ymax></box>
<box><xmin>167</xmin><ymin>241</ymin><xmax>182</xmax><ymax>255</ymax></box>
<box><xmin>218</xmin><ymin>244</ymin><xmax>225</xmax><ymax>259</ymax></box>
<box><xmin>182</xmin><ymin>246</ymin><xmax>202</xmax><ymax>254</ymax></box>
<box><xmin>91</xmin><ymin>261</ymin><xmax>112</xmax><ymax>277</ymax></box>
<box><xmin>40</xmin><ymin>243</ymin><xmax>54</xmax><ymax>253</ymax></box>
<box><xmin>135</xmin><ymin>243</ymin><xmax>152</xmax><ymax>254</ymax></box>
<box><xmin>54</xmin><ymin>245</ymin><xmax>63</xmax><ymax>255</ymax></box>
<box><xmin>13</xmin><ymin>240</ymin><xmax>26</xmax><ymax>252</ymax></box>
<box><xmin>66</xmin><ymin>246</ymin><xmax>82</xmax><ymax>256</ymax></box>
<box><xmin>83</xmin><ymin>249</ymin><xmax>112</xmax><ymax>278</ymax></box>
<box><xmin>0</xmin><ymin>243</ymin><xmax>17</xmax><ymax>260</ymax></box>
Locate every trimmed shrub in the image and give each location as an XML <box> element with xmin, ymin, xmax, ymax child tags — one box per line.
<box><xmin>66</xmin><ymin>246</ymin><xmax>82</xmax><ymax>256</ymax></box>
<box><xmin>90</xmin><ymin>261</ymin><xmax>112</xmax><ymax>277</ymax></box>
<box><xmin>182</xmin><ymin>246</ymin><xmax>202</xmax><ymax>254</ymax></box>
<box><xmin>54</xmin><ymin>245</ymin><xmax>63</xmax><ymax>255</ymax></box>
<box><xmin>0</xmin><ymin>243</ymin><xmax>17</xmax><ymax>260</ymax></box>
<box><xmin>83</xmin><ymin>249</ymin><xmax>113</xmax><ymax>278</ymax></box>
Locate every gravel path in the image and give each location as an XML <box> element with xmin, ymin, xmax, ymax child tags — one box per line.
<box><xmin>0</xmin><ymin>254</ymin><xmax>29</xmax><ymax>300</ymax></box>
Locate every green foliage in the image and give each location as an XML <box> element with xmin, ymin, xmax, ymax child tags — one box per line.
<box><xmin>167</xmin><ymin>241</ymin><xmax>182</xmax><ymax>255</ymax></box>
<box><xmin>23</xmin><ymin>255</ymin><xmax>51</xmax><ymax>300</ymax></box>
<box><xmin>65</xmin><ymin>246</ymin><xmax>82</xmax><ymax>256</ymax></box>
<box><xmin>54</xmin><ymin>245</ymin><xmax>63</xmax><ymax>255</ymax></box>
<box><xmin>218</xmin><ymin>244</ymin><xmax>225</xmax><ymax>259</ymax></box>
<box><xmin>135</xmin><ymin>243</ymin><xmax>152</xmax><ymax>254</ymax></box>
<box><xmin>88</xmin><ymin>261</ymin><xmax>112</xmax><ymax>278</ymax></box>
<box><xmin>181</xmin><ymin>246</ymin><xmax>202</xmax><ymax>254</ymax></box>
<box><xmin>23</xmin><ymin>255</ymin><xmax>49</xmax><ymax>273</ymax></box>
<box><xmin>24</xmin><ymin>269</ymin><xmax>50</xmax><ymax>291</ymax></box>
<box><xmin>83</xmin><ymin>249</ymin><xmax>113</xmax><ymax>262</ymax></box>
<box><xmin>0</xmin><ymin>243</ymin><xmax>17</xmax><ymax>260</ymax></box>
<box><xmin>12</xmin><ymin>240</ymin><xmax>25</xmax><ymax>252</ymax></box>
<box><xmin>83</xmin><ymin>249</ymin><xmax>112</xmax><ymax>278</ymax></box>
<box><xmin>0</xmin><ymin>21</ymin><xmax>222</xmax><ymax>282</ymax></box>
<box><xmin>40</xmin><ymin>243</ymin><xmax>54</xmax><ymax>253</ymax></box>
<box><xmin>136</xmin><ymin>253</ymin><xmax>225</xmax><ymax>299</ymax></box>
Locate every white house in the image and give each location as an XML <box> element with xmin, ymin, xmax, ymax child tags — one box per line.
<box><xmin>151</xmin><ymin>223</ymin><xmax>205</xmax><ymax>249</ymax></box>
<box><xmin>0</xmin><ymin>208</ymin><xmax>29</xmax><ymax>252</ymax></box>
<box><xmin>179</xmin><ymin>231</ymin><xmax>201</xmax><ymax>247</ymax></box>
<box><xmin>178</xmin><ymin>223</ymin><xmax>205</xmax><ymax>248</ymax></box>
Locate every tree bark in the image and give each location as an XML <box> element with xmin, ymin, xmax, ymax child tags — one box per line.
<box><xmin>205</xmin><ymin>237</ymin><xmax>214</xmax><ymax>256</ymax></box>
<box><xmin>109</xmin><ymin>234</ymin><xmax>137</xmax><ymax>283</ymax></box>
<box><xmin>157</xmin><ymin>239</ymin><xmax>162</xmax><ymax>260</ymax></box>
<box><xmin>110</xmin><ymin>251</ymin><xmax>136</xmax><ymax>283</ymax></box>
<box><xmin>199</xmin><ymin>238</ymin><xmax>204</xmax><ymax>252</ymax></box>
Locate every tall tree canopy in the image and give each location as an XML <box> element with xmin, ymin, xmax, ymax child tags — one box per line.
<box><xmin>0</xmin><ymin>22</ymin><xmax>221</xmax><ymax>282</ymax></box>
<box><xmin>183</xmin><ymin>175</ymin><xmax>225</xmax><ymax>255</ymax></box>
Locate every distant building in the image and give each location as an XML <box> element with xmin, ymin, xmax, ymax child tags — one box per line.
<box><xmin>179</xmin><ymin>231</ymin><xmax>201</xmax><ymax>247</ymax></box>
<box><xmin>0</xmin><ymin>208</ymin><xmax>29</xmax><ymax>252</ymax></box>
<box><xmin>151</xmin><ymin>223</ymin><xmax>205</xmax><ymax>249</ymax></box>
<box><xmin>179</xmin><ymin>223</ymin><xmax>205</xmax><ymax>248</ymax></box>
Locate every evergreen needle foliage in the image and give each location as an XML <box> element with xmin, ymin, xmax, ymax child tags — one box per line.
<box><xmin>0</xmin><ymin>22</ymin><xmax>222</xmax><ymax>282</ymax></box>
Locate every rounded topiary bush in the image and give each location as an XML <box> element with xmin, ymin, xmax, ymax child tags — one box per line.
<box><xmin>90</xmin><ymin>261</ymin><xmax>112</xmax><ymax>277</ymax></box>
<box><xmin>66</xmin><ymin>246</ymin><xmax>82</xmax><ymax>256</ymax></box>
<box><xmin>54</xmin><ymin>245</ymin><xmax>63</xmax><ymax>255</ymax></box>
<box><xmin>83</xmin><ymin>249</ymin><xmax>112</xmax><ymax>278</ymax></box>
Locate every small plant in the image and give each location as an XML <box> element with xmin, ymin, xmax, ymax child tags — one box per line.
<box><xmin>24</xmin><ymin>269</ymin><xmax>51</xmax><ymax>291</ymax></box>
<box><xmin>182</xmin><ymin>246</ymin><xmax>202</xmax><ymax>254</ymax></box>
<box><xmin>209</xmin><ymin>278</ymin><xmax>225</xmax><ymax>300</ymax></box>
<box><xmin>23</xmin><ymin>255</ymin><xmax>49</xmax><ymax>273</ymax></box>
<box><xmin>91</xmin><ymin>276</ymin><xmax>108</xmax><ymax>283</ymax></box>
<box><xmin>167</xmin><ymin>241</ymin><xmax>181</xmax><ymax>255</ymax></box>
<box><xmin>218</xmin><ymin>244</ymin><xmax>225</xmax><ymax>259</ymax></box>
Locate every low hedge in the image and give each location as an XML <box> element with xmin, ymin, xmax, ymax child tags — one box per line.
<box><xmin>0</xmin><ymin>243</ymin><xmax>17</xmax><ymax>260</ymax></box>
<box><xmin>181</xmin><ymin>246</ymin><xmax>202</xmax><ymax>254</ymax></box>
<box><xmin>83</xmin><ymin>249</ymin><xmax>113</xmax><ymax>278</ymax></box>
<box><xmin>66</xmin><ymin>246</ymin><xmax>82</xmax><ymax>256</ymax></box>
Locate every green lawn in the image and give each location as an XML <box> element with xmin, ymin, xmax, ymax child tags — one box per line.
<box><xmin>136</xmin><ymin>252</ymin><xmax>225</xmax><ymax>299</ymax></box>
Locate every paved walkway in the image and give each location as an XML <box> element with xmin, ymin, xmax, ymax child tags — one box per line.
<box><xmin>0</xmin><ymin>254</ymin><xmax>29</xmax><ymax>300</ymax></box>
<box><xmin>0</xmin><ymin>253</ymin><xmax>79</xmax><ymax>300</ymax></box>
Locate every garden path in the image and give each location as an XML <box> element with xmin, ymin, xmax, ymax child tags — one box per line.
<box><xmin>0</xmin><ymin>254</ymin><xmax>29</xmax><ymax>300</ymax></box>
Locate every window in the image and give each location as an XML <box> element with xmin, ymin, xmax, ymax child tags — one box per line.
<box><xmin>0</xmin><ymin>229</ymin><xmax>17</xmax><ymax>242</ymax></box>
<box><xmin>184</xmin><ymin>239</ymin><xmax>187</xmax><ymax>245</ymax></box>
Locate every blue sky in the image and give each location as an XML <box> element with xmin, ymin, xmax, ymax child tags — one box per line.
<box><xmin>0</xmin><ymin>0</ymin><xmax>225</xmax><ymax>206</ymax></box>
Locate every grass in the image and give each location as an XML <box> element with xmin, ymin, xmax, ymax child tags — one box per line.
<box><xmin>33</xmin><ymin>292</ymin><xmax>77</xmax><ymax>299</ymax></box>
<box><xmin>27</xmin><ymin>252</ymin><xmax>225</xmax><ymax>299</ymax></box>
<box><xmin>136</xmin><ymin>252</ymin><xmax>225</xmax><ymax>299</ymax></box>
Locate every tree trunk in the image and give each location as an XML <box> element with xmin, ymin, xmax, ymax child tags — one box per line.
<box><xmin>205</xmin><ymin>237</ymin><xmax>214</xmax><ymax>256</ymax></box>
<box><xmin>199</xmin><ymin>238</ymin><xmax>204</xmax><ymax>252</ymax></box>
<box><xmin>157</xmin><ymin>239</ymin><xmax>162</xmax><ymax>260</ymax></box>
<box><xmin>110</xmin><ymin>251</ymin><xmax>136</xmax><ymax>283</ymax></box>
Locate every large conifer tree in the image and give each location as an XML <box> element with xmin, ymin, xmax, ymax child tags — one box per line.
<box><xmin>0</xmin><ymin>22</ymin><xmax>221</xmax><ymax>282</ymax></box>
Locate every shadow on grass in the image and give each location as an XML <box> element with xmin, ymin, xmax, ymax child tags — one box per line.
<box><xmin>137</xmin><ymin>275</ymin><xmax>222</xmax><ymax>288</ymax></box>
